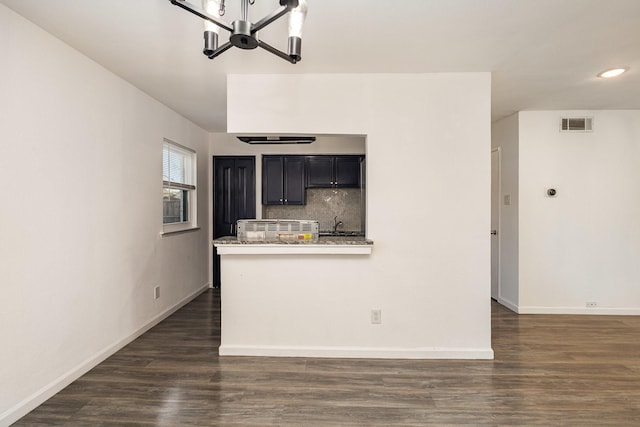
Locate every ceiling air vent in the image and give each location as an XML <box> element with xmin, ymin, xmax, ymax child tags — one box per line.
<box><xmin>560</xmin><ymin>117</ymin><xmax>593</xmax><ymax>132</ymax></box>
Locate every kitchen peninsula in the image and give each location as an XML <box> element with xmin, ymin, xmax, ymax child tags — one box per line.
<box><xmin>212</xmin><ymin>234</ymin><xmax>373</xmax><ymax>358</ymax></box>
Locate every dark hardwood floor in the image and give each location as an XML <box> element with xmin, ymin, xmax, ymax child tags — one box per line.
<box><xmin>14</xmin><ymin>290</ymin><xmax>640</xmax><ymax>426</ymax></box>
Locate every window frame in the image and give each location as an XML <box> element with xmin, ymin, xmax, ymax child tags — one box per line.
<box><xmin>162</xmin><ymin>138</ymin><xmax>198</xmax><ymax>234</ymax></box>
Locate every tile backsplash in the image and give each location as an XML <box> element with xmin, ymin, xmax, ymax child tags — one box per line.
<box><xmin>263</xmin><ymin>188</ymin><xmax>363</xmax><ymax>233</ymax></box>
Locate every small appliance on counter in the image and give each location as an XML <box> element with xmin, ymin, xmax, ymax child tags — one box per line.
<box><xmin>236</xmin><ymin>219</ymin><xmax>319</xmax><ymax>243</ymax></box>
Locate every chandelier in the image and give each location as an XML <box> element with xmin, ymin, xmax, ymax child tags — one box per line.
<box><xmin>169</xmin><ymin>0</ymin><xmax>308</xmax><ymax>63</ymax></box>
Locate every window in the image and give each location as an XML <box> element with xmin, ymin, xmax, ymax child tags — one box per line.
<box><xmin>163</xmin><ymin>139</ymin><xmax>197</xmax><ymax>231</ymax></box>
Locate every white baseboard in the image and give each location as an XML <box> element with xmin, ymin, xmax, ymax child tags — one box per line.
<box><xmin>517</xmin><ymin>305</ymin><xmax>640</xmax><ymax>315</ymax></box>
<box><xmin>219</xmin><ymin>345</ymin><xmax>494</xmax><ymax>360</ymax></box>
<box><xmin>495</xmin><ymin>298</ymin><xmax>640</xmax><ymax>315</ymax></box>
<box><xmin>0</xmin><ymin>283</ymin><xmax>209</xmax><ymax>427</ymax></box>
<box><xmin>497</xmin><ymin>296</ymin><xmax>519</xmax><ymax>313</ymax></box>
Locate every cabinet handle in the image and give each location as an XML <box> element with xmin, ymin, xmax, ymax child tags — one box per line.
<box><xmin>284</xmin><ymin>199</ymin><xmax>288</xmax><ymax>203</ymax></box>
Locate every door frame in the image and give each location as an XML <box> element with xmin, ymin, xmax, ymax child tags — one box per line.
<box><xmin>491</xmin><ymin>147</ymin><xmax>502</xmax><ymax>301</ymax></box>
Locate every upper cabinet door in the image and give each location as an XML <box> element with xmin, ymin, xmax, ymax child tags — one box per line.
<box><xmin>262</xmin><ymin>156</ymin><xmax>285</xmax><ymax>205</ymax></box>
<box><xmin>284</xmin><ymin>156</ymin><xmax>306</xmax><ymax>205</ymax></box>
<box><xmin>306</xmin><ymin>156</ymin><xmax>334</xmax><ymax>188</ymax></box>
<box><xmin>334</xmin><ymin>156</ymin><xmax>361</xmax><ymax>188</ymax></box>
<box><xmin>307</xmin><ymin>155</ymin><xmax>362</xmax><ymax>188</ymax></box>
<box><xmin>262</xmin><ymin>155</ymin><xmax>307</xmax><ymax>205</ymax></box>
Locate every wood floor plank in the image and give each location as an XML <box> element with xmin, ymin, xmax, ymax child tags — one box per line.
<box><xmin>13</xmin><ymin>292</ymin><xmax>640</xmax><ymax>426</ymax></box>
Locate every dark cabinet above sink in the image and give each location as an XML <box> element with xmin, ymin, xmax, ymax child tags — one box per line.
<box><xmin>307</xmin><ymin>155</ymin><xmax>363</xmax><ymax>188</ymax></box>
<box><xmin>261</xmin><ymin>154</ymin><xmax>365</xmax><ymax>206</ymax></box>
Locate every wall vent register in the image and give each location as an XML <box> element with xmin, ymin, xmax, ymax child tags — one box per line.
<box><xmin>560</xmin><ymin>117</ymin><xmax>593</xmax><ymax>132</ymax></box>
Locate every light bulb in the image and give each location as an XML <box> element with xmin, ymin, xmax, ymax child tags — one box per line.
<box><xmin>597</xmin><ymin>68</ymin><xmax>628</xmax><ymax>79</ymax></box>
<box><xmin>288</xmin><ymin>0</ymin><xmax>308</xmax><ymax>39</ymax></box>
<box><xmin>203</xmin><ymin>0</ymin><xmax>220</xmax><ymax>34</ymax></box>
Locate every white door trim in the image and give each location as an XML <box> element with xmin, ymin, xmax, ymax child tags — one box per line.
<box><xmin>491</xmin><ymin>147</ymin><xmax>502</xmax><ymax>301</ymax></box>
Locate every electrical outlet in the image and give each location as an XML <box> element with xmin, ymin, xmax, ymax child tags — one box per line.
<box><xmin>586</xmin><ymin>301</ymin><xmax>597</xmax><ymax>308</ymax></box>
<box><xmin>371</xmin><ymin>309</ymin><xmax>382</xmax><ymax>324</ymax></box>
<box><xmin>154</xmin><ymin>286</ymin><xmax>160</xmax><ymax>300</ymax></box>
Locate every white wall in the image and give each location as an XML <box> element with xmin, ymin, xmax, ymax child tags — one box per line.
<box><xmin>0</xmin><ymin>6</ymin><xmax>209</xmax><ymax>425</ymax></box>
<box><xmin>491</xmin><ymin>113</ymin><xmax>520</xmax><ymax>310</ymax></box>
<box><xmin>224</xmin><ymin>73</ymin><xmax>493</xmax><ymax>358</ymax></box>
<box><xmin>517</xmin><ymin>111</ymin><xmax>640</xmax><ymax>314</ymax></box>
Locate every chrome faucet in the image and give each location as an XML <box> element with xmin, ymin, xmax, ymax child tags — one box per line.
<box><xmin>333</xmin><ymin>216</ymin><xmax>343</xmax><ymax>233</ymax></box>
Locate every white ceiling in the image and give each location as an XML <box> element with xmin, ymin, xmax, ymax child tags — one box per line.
<box><xmin>2</xmin><ymin>0</ymin><xmax>639</xmax><ymax>132</ymax></box>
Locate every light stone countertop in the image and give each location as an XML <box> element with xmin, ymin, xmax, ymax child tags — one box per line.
<box><xmin>212</xmin><ymin>236</ymin><xmax>373</xmax><ymax>246</ymax></box>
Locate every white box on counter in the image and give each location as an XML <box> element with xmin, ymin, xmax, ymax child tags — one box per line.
<box><xmin>236</xmin><ymin>219</ymin><xmax>319</xmax><ymax>243</ymax></box>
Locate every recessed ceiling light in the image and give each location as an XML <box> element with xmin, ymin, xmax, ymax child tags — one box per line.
<box><xmin>597</xmin><ymin>68</ymin><xmax>628</xmax><ymax>79</ymax></box>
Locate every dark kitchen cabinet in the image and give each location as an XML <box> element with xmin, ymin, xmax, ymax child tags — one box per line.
<box><xmin>335</xmin><ymin>156</ymin><xmax>362</xmax><ymax>187</ymax></box>
<box><xmin>306</xmin><ymin>155</ymin><xmax>362</xmax><ymax>188</ymax></box>
<box><xmin>306</xmin><ymin>156</ymin><xmax>333</xmax><ymax>187</ymax></box>
<box><xmin>262</xmin><ymin>155</ymin><xmax>306</xmax><ymax>205</ymax></box>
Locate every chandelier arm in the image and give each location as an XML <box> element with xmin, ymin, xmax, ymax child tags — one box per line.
<box><xmin>257</xmin><ymin>40</ymin><xmax>296</xmax><ymax>64</ymax></box>
<box><xmin>251</xmin><ymin>5</ymin><xmax>291</xmax><ymax>34</ymax></box>
<box><xmin>169</xmin><ymin>0</ymin><xmax>233</xmax><ymax>33</ymax></box>
<box><xmin>207</xmin><ymin>41</ymin><xmax>234</xmax><ymax>59</ymax></box>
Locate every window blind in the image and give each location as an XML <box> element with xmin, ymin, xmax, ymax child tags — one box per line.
<box><xmin>163</xmin><ymin>139</ymin><xmax>196</xmax><ymax>190</ymax></box>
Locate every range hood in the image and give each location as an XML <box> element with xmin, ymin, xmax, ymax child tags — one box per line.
<box><xmin>237</xmin><ymin>136</ymin><xmax>316</xmax><ymax>144</ymax></box>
